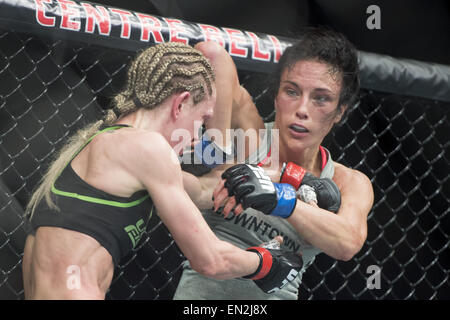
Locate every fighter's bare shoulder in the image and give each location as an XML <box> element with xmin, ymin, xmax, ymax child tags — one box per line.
<box><xmin>333</xmin><ymin>162</ymin><xmax>374</xmax><ymax>203</ymax></box>
<box><xmin>105</xmin><ymin>127</ymin><xmax>180</xmax><ymax>177</ymax></box>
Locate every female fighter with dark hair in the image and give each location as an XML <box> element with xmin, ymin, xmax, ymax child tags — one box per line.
<box><xmin>22</xmin><ymin>42</ymin><xmax>302</xmax><ymax>299</ymax></box>
<box><xmin>174</xmin><ymin>27</ymin><xmax>374</xmax><ymax>300</ymax></box>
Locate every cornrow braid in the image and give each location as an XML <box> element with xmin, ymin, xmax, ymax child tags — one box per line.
<box><xmin>112</xmin><ymin>42</ymin><xmax>215</xmax><ymax>119</ymax></box>
<box><xmin>145</xmin><ymin>55</ymin><xmax>214</xmax><ymax>97</ymax></box>
<box><xmin>142</xmin><ymin>66</ymin><xmax>213</xmax><ymax>108</ymax></box>
<box><xmin>135</xmin><ymin>50</ymin><xmax>213</xmax><ymax>104</ymax></box>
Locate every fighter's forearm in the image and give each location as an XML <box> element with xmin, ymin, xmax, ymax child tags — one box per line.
<box><xmin>287</xmin><ymin>202</ymin><xmax>362</xmax><ymax>261</ymax></box>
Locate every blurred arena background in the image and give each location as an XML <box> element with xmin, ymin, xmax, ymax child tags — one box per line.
<box><xmin>0</xmin><ymin>0</ymin><xmax>448</xmax><ymax>299</ymax></box>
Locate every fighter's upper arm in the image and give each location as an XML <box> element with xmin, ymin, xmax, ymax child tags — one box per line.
<box><xmin>231</xmin><ymin>85</ymin><xmax>265</xmax><ymax>132</ymax></box>
<box><xmin>334</xmin><ymin>165</ymin><xmax>374</xmax><ymax>247</ymax></box>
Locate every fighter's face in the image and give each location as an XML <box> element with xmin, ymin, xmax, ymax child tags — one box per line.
<box><xmin>274</xmin><ymin>60</ymin><xmax>345</xmax><ymax>153</ymax></box>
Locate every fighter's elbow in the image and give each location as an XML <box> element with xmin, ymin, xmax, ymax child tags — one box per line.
<box><xmin>336</xmin><ymin>245</ymin><xmax>358</xmax><ymax>262</ymax></box>
<box><xmin>194</xmin><ymin>41</ymin><xmax>229</xmax><ymax>65</ymax></box>
<box><xmin>336</xmin><ymin>232</ymin><xmax>365</xmax><ymax>261</ymax></box>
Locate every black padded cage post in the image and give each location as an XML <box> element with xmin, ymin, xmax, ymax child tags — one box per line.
<box><xmin>0</xmin><ymin>0</ymin><xmax>449</xmax><ymax>300</ymax></box>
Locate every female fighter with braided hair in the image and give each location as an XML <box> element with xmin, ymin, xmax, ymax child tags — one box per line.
<box><xmin>174</xmin><ymin>27</ymin><xmax>374</xmax><ymax>300</ymax></box>
<box><xmin>22</xmin><ymin>42</ymin><xmax>302</xmax><ymax>299</ymax></box>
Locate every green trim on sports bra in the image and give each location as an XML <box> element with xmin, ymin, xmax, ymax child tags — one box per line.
<box><xmin>51</xmin><ymin>125</ymin><xmax>150</xmax><ymax>208</ymax></box>
<box><xmin>51</xmin><ymin>185</ymin><xmax>150</xmax><ymax>208</ymax></box>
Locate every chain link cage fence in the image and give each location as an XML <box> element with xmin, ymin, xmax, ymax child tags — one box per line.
<box><xmin>0</xmin><ymin>1</ymin><xmax>449</xmax><ymax>300</ymax></box>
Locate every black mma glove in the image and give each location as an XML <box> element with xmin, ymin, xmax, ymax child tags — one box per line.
<box><xmin>301</xmin><ymin>175</ymin><xmax>341</xmax><ymax>213</ymax></box>
<box><xmin>221</xmin><ymin>164</ymin><xmax>297</xmax><ymax>218</ymax></box>
<box><xmin>244</xmin><ymin>246</ymin><xmax>303</xmax><ymax>294</ymax></box>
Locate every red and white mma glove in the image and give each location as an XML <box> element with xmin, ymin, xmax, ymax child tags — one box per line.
<box><xmin>279</xmin><ymin>162</ymin><xmax>310</xmax><ymax>190</ymax></box>
<box><xmin>243</xmin><ymin>246</ymin><xmax>303</xmax><ymax>294</ymax></box>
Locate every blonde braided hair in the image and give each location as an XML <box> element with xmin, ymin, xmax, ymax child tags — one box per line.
<box><xmin>104</xmin><ymin>42</ymin><xmax>215</xmax><ymax>124</ymax></box>
<box><xmin>27</xmin><ymin>42</ymin><xmax>215</xmax><ymax>216</ymax></box>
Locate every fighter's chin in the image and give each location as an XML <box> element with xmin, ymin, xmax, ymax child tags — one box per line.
<box><xmin>283</xmin><ymin>135</ymin><xmax>311</xmax><ymax>153</ymax></box>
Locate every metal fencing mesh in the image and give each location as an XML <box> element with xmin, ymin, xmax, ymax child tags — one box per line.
<box><xmin>0</xmin><ymin>29</ymin><xmax>449</xmax><ymax>300</ymax></box>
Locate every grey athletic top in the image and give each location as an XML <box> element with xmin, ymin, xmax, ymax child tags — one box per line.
<box><xmin>173</xmin><ymin>122</ymin><xmax>335</xmax><ymax>300</ymax></box>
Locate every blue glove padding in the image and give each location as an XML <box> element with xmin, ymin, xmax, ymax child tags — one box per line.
<box><xmin>272</xmin><ymin>183</ymin><xmax>297</xmax><ymax>218</ymax></box>
<box><xmin>193</xmin><ymin>132</ymin><xmax>233</xmax><ymax>168</ymax></box>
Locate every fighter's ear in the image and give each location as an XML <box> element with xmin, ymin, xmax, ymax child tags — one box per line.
<box><xmin>171</xmin><ymin>91</ymin><xmax>191</xmax><ymax>119</ymax></box>
<box><xmin>334</xmin><ymin>104</ymin><xmax>348</xmax><ymax>123</ymax></box>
